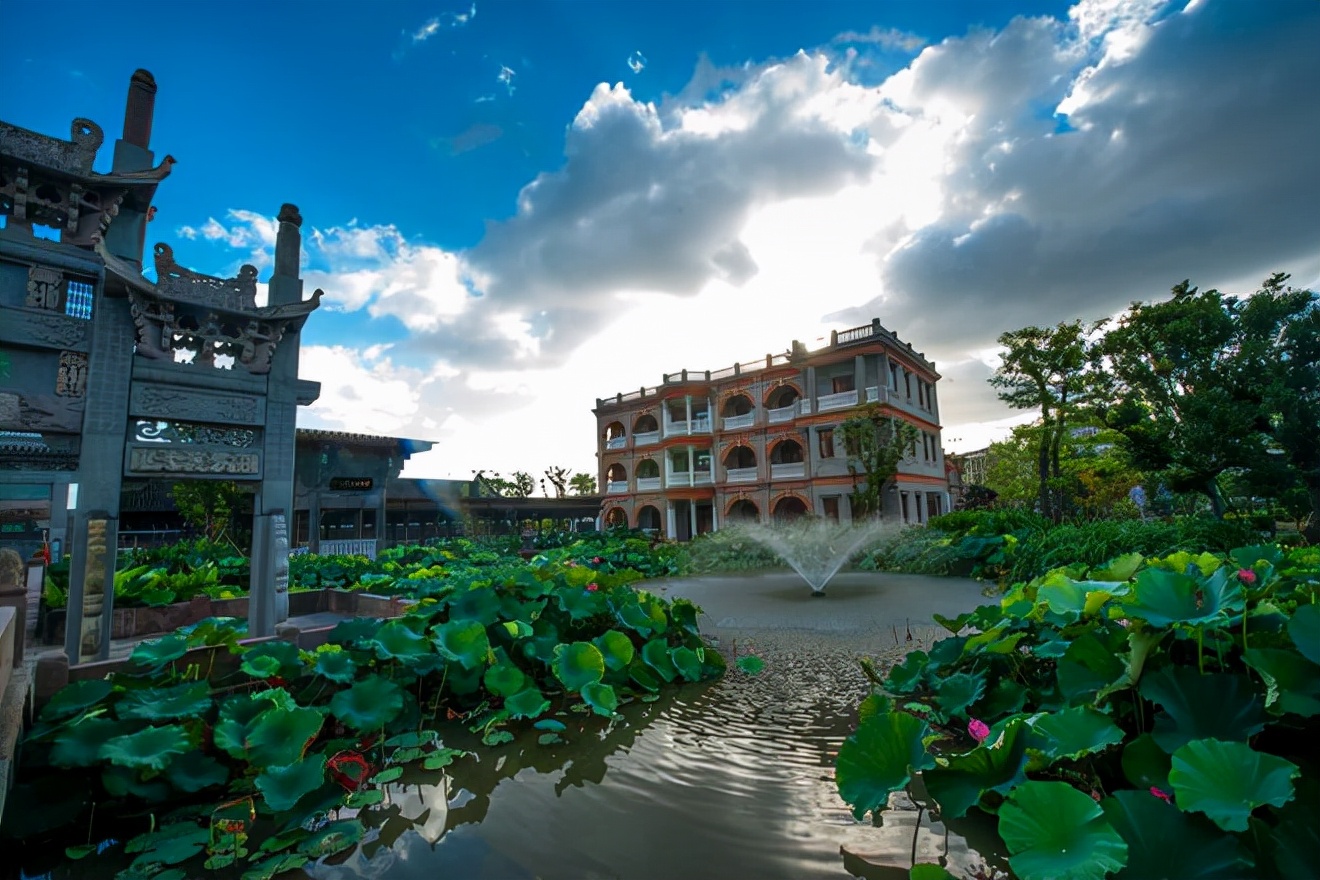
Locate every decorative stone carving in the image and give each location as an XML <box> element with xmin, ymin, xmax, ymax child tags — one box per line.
<box><xmin>132</xmin><ymin>387</ymin><xmax>260</xmax><ymax>424</ymax></box>
<box><xmin>56</xmin><ymin>351</ymin><xmax>89</xmax><ymax>397</ymax></box>
<box><xmin>128</xmin><ymin>287</ymin><xmax>291</xmax><ymax>374</ymax></box>
<box><xmin>26</xmin><ymin>267</ymin><xmax>63</xmax><ymax>310</ymax></box>
<box><xmin>15</xmin><ymin>312</ymin><xmax>88</xmax><ymax>348</ymax></box>
<box><xmin>154</xmin><ymin>243</ymin><xmax>258</xmax><ymax>310</ymax></box>
<box><xmin>133</xmin><ymin>419</ymin><xmax>257</xmax><ymax>448</ymax></box>
<box><xmin>0</xmin><ymin>118</ymin><xmax>103</xmax><ymax>175</ymax></box>
<box><xmin>0</xmin><ymin>391</ymin><xmax>85</xmax><ymax>433</ymax></box>
<box><xmin>128</xmin><ymin>447</ymin><xmax>260</xmax><ymax>476</ymax></box>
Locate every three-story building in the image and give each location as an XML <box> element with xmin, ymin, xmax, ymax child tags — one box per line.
<box><xmin>593</xmin><ymin>319</ymin><xmax>949</xmax><ymax>540</ymax></box>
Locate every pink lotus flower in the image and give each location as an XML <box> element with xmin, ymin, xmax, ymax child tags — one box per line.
<box><xmin>968</xmin><ymin>719</ymin><xmax>991</xmax><ymax>743</ymax></box>
<box><xmin>592</xmin><ymin>556</ymin><xmax>604</xmax><ymax>564</ymax></box>
<box><xmin>1237</xmin><ymin>568</ymin><xmax>1257</xmax><ymax>586</ymax></box>
<box><xmin>1150</xmin><ymin>786</ymin><xmax>1173</xmax><ymax>804</ymax></box>
<box><xmin>586</xmin><ymin>583</ymin><xmax>599</xmax><ymax>592</ymax></box>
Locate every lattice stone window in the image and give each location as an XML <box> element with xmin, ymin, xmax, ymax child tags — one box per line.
<box><xmin>64</xmin><ymin>279</ymin><xmax>94</xmax><ymax>319</ymax></box>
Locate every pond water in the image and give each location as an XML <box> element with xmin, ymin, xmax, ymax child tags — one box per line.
<box><xmin>308</xmin><ymin>638</ymin><xmax>1006</xmax><ymax>880</ymax></box>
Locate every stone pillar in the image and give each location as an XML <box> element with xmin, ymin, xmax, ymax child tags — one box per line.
<box><xmin>855</xmin><ymin>354</ymin><xmax>867</xmax><ymax>394</ymax></box>
<box><xmin>108</xmin><ymin>70</ymin><xmax>157</xmax><ymax>268</ymax></box>
<box><xmin>804</xmin><ymin>366</ymin><xmax>816</xmax><ymax>412</ymax></box>
<box><xmin>666</xmin><ymin>503</ymin><xmax>676</xmax><ymax>539</ymax></box>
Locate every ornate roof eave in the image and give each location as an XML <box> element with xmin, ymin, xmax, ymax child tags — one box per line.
<box><xmin>98</xmin><ymin>244</ymin><xmax>157</xmax><ymax>296</ymax></box>
<box><xmin>0</xmin><ymin>118</ymin><xmax>176</xmax><ymax>188</ymax></box>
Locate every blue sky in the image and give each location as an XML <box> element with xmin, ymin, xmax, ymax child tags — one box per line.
<box><xmin>5</xmin><ymin>0</ymin><xmax>1318</xmax><ymax>482</ymax></box>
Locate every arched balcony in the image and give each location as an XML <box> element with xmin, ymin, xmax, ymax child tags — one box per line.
<box><xmin>606</xmin><ymin>463</ymin><xmax>628</xmax><ymax>494</ymax></box>
<box><xmin>604</xmin><ymin>421</ymin><xmax>627</xmax><ymax>450</ymax></box>
<box><xmin>765</xmin><ymin>385</ymin><xmax>803</xmax><ymax>424</ymax></box>
<box><xmin>769</xmin><ymin>439</ymin><xmax>805</xmax><ymax>480</ymax></box>
<box><xmin>633</xmin><ymin>413</ymin><xmax>660</xmax><ymax>447</ymax></box>
<box><xmin>636</xmin><ymin>504</ymin><xmax>662</xmax><ymax>534</ymax></box>
<box><xmin>604</xmin><ymin>507</ymin><xmax>628</xmax><ymax>529</ymax></box>
<box><xmin>723</xmin><ymin>445</ymin><xmax>758</xmax><ymax>483</ymax></box>
<box><xmin>722</xmin><ymin>393</ymin><xmax>755</xmax><ymax>430</ymax></box>
<box><xmin>726</xmin><ymin>499</ymin><xmax>760</xmax><ymax>522</ymax></box>
<box><xmin>636</xmin><ymin>458</ymin><xmax>661</xmax><ymax>491</ymax></box>
<box><xmin>773</xmin><ymin>496</ymin><xmax>809</xmax><ymax>522</ymax></box>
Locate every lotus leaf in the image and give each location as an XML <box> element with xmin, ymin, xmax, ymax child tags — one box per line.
<box><xmin>1090</xmin><ymin>552</ymin><xmax>1144</xmax><ymax>582</ymax></box>
<box><xmin>1123</xmin><ymin>566</ymin><xmax>1241</xmax><ymax>628</ymax></box>
<box><xmin>1287</xmin><ymin>604</ymin><xmax>1320</xmax><ymax>665</ymax></box>
<box><xmin>484</xmin><ymin>661</ymin><xmax>528</xmax><ymax>697</ymax></box>
<box><xmin>370</xmin><ymin>766</ymin><xmax>403</xmax><ymax>784</ymax></box>
<box><xmin>313</xmin><ymin>649</ymin><xmax>356</xmax><ymax>683</ymax></box>
<box><xmin>935</xmin><ymin>672</ymin><xmax>986</xmax><ymax>717</ymax></box>
<box><xmin>328</xmin><ymin>617</ymin><xmax>382</xmax><ymax>646</ymax></box>
<box><xmin>582</xmin><ymin>681</ymin><xmax>619</xmax><ymax>716</ymax></box>
<box><xmin>670</xmin><ymin>645</ymin><xmax>703</xmax><ymax>681</ymax></box>
<box><xmin>1120</xmin><ymin>733</ymin><xmax>1171</xmax><ymax>789</ymax></box>
<box><xmin>999</xmin><ymin>781</ymin><xmax>1128</xmax><ymax>880</ymax></box>
<box><xmin>423</xmin><ymin>748</ymin><xmax>466</xmax><ymax>770</ymax></box>
<box><xmin>887</xmin><ymin>651</ymin><xmax>928</xmax><ymax>692</ymax></box>
<box><xmin>244</xmin><ymin>705</ymin><xmax>325</xmax><ymax>767</ymax></box>
<box><xmin>1056</xmin><ymin>633</ymin><xmax>1125</xmax><ymax>704</ymax></box>
<box><xmin>1030</xmin><ymin>707</ymin><xmax>1125</xmax><ymax>761</ymax></box>
<box><xmin>240</xmin><ymin>852</ymin><xmax>309</xmax><ymax>880</ymax></box>
<box><xmin>330</xmin><ymin>675</ymin><xmax>404</xmax><ymax>732</ymax></box>
<box><xmin>1139</xmin><ymin>666</ymin><xmax>1265</xmax><ymax>751</ymax></box>
<box><xmin>910</xmin><ymin>866</ymin><xmax>958</xmax><ymax>880</ymax></box>
<box><xmin>434</xmin><ymin>618</ymin><xmax>491</xmax><ymax>670</ymax></box>
<box><xmin>39</xmin><ymin>679</ymin><xmax>113</xmax><ymax>721</ymax></box>
<box><xmin>736</xmin><ymin>655</ymin><xmax>765</xmax><ymax>675</ymax></box>
<box><xmin>1242</xmin><ymin>648</ymin><xmax>1320</xmax><ymax>716</ymax></box>
<box><xmin>129</xmin><ymin>824</ymin><xmax>210</xmax><ymax>867</ymax></box>
<box><xmin>1272</xmin><ymin>797</ymin><xmax>1320</xmax><ymax>880</ymax></box>
<box><xmin>256</xmin><ymin>755</ymin><xmax>327</xmax><ymax>813</ymax></box>
<box><xmin>241</xmin><ymin>640</ymin><xmax>303</xmax><ymax>678</ymax></box>
<box><xmin>501</xmin><ymin>619</ymin><xmax>534</xmax><ymax>638</ymax></box>
<box><xmin>538</xmin><ymin>732</ymin><xmax>563</xmax><ymax>745</ymax></box>
<box><xmin>1037</xmin><ymin>573</ymin><xmax>1088</xmax><ymax>617</ymax></box>
<box><xmin>594</xmin><ymin>630</ymin><xmax>636</xmax><ymax>671</ymax></box>
<box><xmin>1169</xmin><ymin>738</ymin><xmax>1299</xmax><ymax>831</ymax></box>
<box><xmin>103</xmin><ymin>764</ymin><xmax>172</xmax><ymax>801</ymax></box>
<box><xmin>1100</xmin><ymin>789</ymin><xmax>1253</xmax><ymax>879</ymax></box>
<box><xmin>449</xmin><ymin>586</ymin><xmax>502</xmax><ymax>626</ymax></box>
<box><xmin>51</xmin><ymin>716</ymin><xmax>131</xmax><ymax>767</ymax></box>
<box><xmin>836</xmin><ymin>711</ymin><xmax>936</xmax><ymax>820</ymax></box>
<box><xmin>974</xmin><ymin>678</ymin><xmax>1027</xmax><ymax>719</ymax></box>
<box><xmin>534</xmin><ymin>718</ymin><xmax>567</xmax><ymax>731</ymax></box>
<box><xmin>164</xmin><ymin>750</ymin><xmax>229</xmax><ymax>792</ymax></box>
<box><xmin>117</xmin><ymin>681</ymin><xmax>212</xmax><ymax>721</ymax></box>
<box><xmin>557</xmin><ymin>584</ymin><xmax>606</xmax><ymax>620</ymax></box>
<box><xmin>298</xmin><ymin>819</ymin><xmax>364</xmax><ymax>858</ymax></box>
<box><xmin>482</xmin><ymin>729</ymin><xmax>514</xmax><ymax>746</ymax></box>
<box><xmin>612</xmin><ymin>593</ymin><xmax>664</xmax><ymax>636</ymax></box>
<box><xmin>670</xmin><ymin>598</ymin><xmax>701</xmax><ymax>634</ymax></box>
<box><xmin>127</xmin><ymin>634</ymin><xmax>189</xmax><ymax>671</ymax></box>
<box><xmin>924</xmin><ymin>718</ymin><xmax>1030</xmax><ymax>818</ymax></box>
<box><xmin>385</xmin><ymin>729</ymin><xmax>439</xmax><ymax>748</ymax></box>
<box><xmin>1230</xmin><ymin>544</ymin><xmax>1283</xmax><ymax>570</ymax></box>
<box><xmin>214</xmin><ymin>693</ymin><xmax>277</xmax><ymax>758</ymax></box>
<box><xmin>372</xmin><ymin>619</ymin><xmax>433</xmax><ymax>660</ymax></box>
<box><xmin>554</xmin><ymin>641</ymin><xmax>606</xmax><ymax>690</ymax></box>
<box><xmin>629</xmin><ymin>660</ymin><xmax>661</xmax><ymax>692</ymax></box>
<box><xmin>641</xmin><ymin>639</ymin><xmax>677</xmax><ymax>683</ymax></box>
<box><xmin>101</xmin><ymin>724</ymin><xmax>191</xmax><ymax>770</ymax></box>
<box><xmin>346</xmin><ymin>788</ymin><xmax>385</xmax><ymax>807</ymax></box>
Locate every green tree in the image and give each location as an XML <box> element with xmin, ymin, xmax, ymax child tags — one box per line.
<box><xmin>989</xmin><ymin>321</ymin><xmax>1094</xmax><ymax>520</ymax></box>
<box><xmin>838</xmin><ymin>405</ymin><xmax>920</xmax><ymax>519</ymax></box>
<box><xmin>170</xmin><ymin>480</ymin><xmax>248</xmax><ymax>547</ymax></box>
<box><xmin>1234</xmin><ymin>273</ymin><xmax>1319</xmax><ymax>540</ymax></box>
<box><xmin>544</xmin><ymin>467</ymin><xmax>571</xmax><ymax>498</ymax></box>
<box><xmin>509</xmin><ymin>471</ymin><xmax>536</xmax><ymax>498</ymax></box>
<box><xmin>1097</xmin><ymin>280</ymin><xmax>1275</xmax><ymax>518</ymax></box>
<box><xmin>568</xmin><ymin>472</ymin><xmax>598</xmax><ymax>495</ymax></box>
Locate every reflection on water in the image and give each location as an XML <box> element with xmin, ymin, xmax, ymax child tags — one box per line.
<box><xmin>309</xmin><ymin>657</ymin><xmax>1006</xmax><ymax>880</ymax></box>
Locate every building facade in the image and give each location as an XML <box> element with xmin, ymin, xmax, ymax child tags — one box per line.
<box><xmin>593</xmin><ymin>319</ymin><xmax>949</xmax><ymax>540</ymax></box>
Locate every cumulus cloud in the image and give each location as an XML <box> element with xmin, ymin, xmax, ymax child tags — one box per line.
<box><xmin>179</xmin><ymin>0</ymin><xmax>1320</xmax><ymax>470</ymax></box>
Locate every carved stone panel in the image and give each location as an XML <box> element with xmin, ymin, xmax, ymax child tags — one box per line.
<box><xmin>56</xmin><ymin>351</ymin><xmax>89</xmax><ymax>397</ymax></box>
<box><xmin>127</xmin><ymin>446</ymin><xmax>261</xmax><ymax>477</ymax></box>
<box><xmin>2</xmin><ymin>311</ymin><xmax>89</xmax><ymax>349</ymax></box>
<box><xmin>0</xmin><ymin>118</ymin><xmax>103</xmax><ymax>175</ymax></box>
<box><xmin>130</xmin><ymin>386</ymin><xmax>264</xmax><ymax>424</ymax></box>
<box><xmin>0</xmin><ymin>391</ymin><xmax>85</xmax><ymax>432</ymax></box>
<box><xmin>26</xmin><ymin>267</ymin><xmax>63</xmax><ymax>310</ymax></box>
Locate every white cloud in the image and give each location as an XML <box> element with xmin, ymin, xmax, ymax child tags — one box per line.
<box><xmin>627</xmin><ymin>50</ymin><xmax>647</xmax><ymax>74</ymax></box>
<box><xmin>183</xmin><ymin>0</ymin><xmax>1320</xmax><ymax>479</ymax></box>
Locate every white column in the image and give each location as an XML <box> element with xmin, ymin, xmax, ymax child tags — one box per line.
<box><xmin>687</xmin><ymin>444</ymin><xmax>695</xmax><ymax>487</ymax></box>
<box><xmin>685</xmin><ymin>394</ymin><xmax>693</xmax><ymax>435</ymax></box>
<box><xmin>689</xmin><ymin>498</ymin><xmax>698</xmax><ymax>537</ymax></box>
<box><xmin>711</xmin><ymin>503</ymin><xmax>719</xmax><ymax>532</ymax></box>
<box><xmin>666</xmin><ymin>502</ymin><xmax>676</xmax><ymax>538</ymax></box>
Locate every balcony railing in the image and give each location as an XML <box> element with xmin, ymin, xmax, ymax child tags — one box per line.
<box><xmin>636</xmin><ymin>476</ymin><xmax>661</xmax><ymax>491</ymax></box>
<box><xmin>799</xmin><ymin>399</ymin><xmax>812</xmax><ymax>415</ymax></box>
<box><xmin>666</xmin><ymin>471</ymin><xmax>714</xmax><ymax>487</ymax></box>
<box><xmin>722</xmin><ymin>412</ymin><xmax>755</xmax><ymax>430</ymax></box>
<box><xmin>865</xmin><ymin>386</ymin><xmax>887</xmax><ymax>404</ymax></box>
<box><xmin>725</xmin><ymin>467</ymin><xmax>758</xmax><ymax>483</ymax></box>
<box><xmin>633</xmin><ymin>430</ymin><xmax>660</xmax><ymax>446</ymax></box>
<box><xmin>606</xmin><ymin>480</ymin><xmax>628</xmax><ymax>494</ymax></box>
<box><xmin>606</xmin><ymin>436</ymin><xmax>627</xmax><ymax>450</ymax></box>
<box><xmin>663</xmin><ymin>415</ymin><xmax>712</xmax><ymax>437</ymax></box>
<box><xmin>770</xmin><ymin>462</ymin><xmax>806</xmax><ymax>480</ymax></box>
<box><xmin>817</xmin><ymin>389</ymin><xmax>858</xmax><ymax>411</ymax></box>
<box><xmin>316</xmin><ymin>539</ymin><xmax>378</xmax><ymax>560</ymax></box>
<box><xmin>767</xmin><ymin>404</ymin><xmax>797</xmax><ymax>424</ymax></box>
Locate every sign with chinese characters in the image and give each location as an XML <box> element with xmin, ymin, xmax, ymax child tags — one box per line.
<box><xmin>329</xmin><ymin>477</ymin><xmax>373</xmax><ymax>490</ymax></box>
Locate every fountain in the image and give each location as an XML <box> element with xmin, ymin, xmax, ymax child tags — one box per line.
<box><xmin>739</xmin><ymin>517</ymin><xmax>894</xmax><ymax>595</ymax></box>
